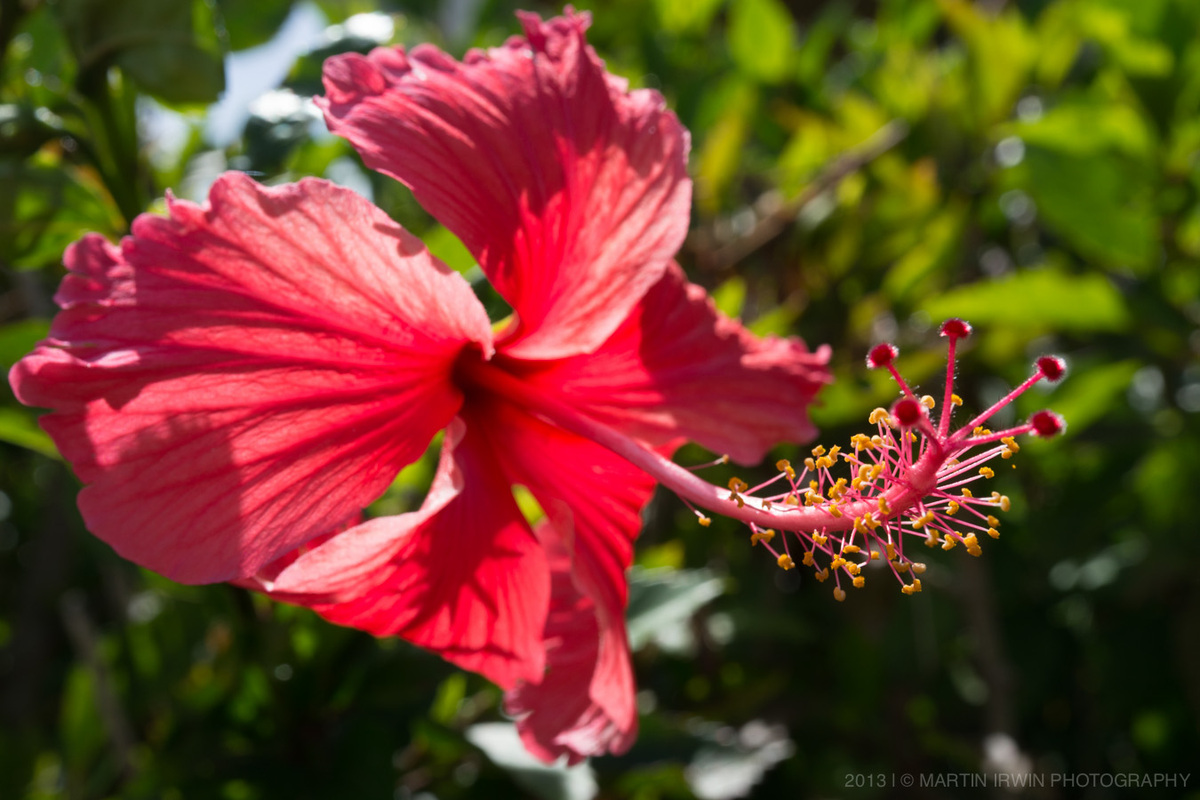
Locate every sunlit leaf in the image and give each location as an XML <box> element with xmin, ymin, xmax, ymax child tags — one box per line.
<box><xmin>466</xmin><ymin>723</ymin><xmax>598</xmax><ymax>800</ymax></box>
<box><xmin>0</xmin><ymin>319</ymin><xmax>50</xmax><ymax>371</ymax></box>
<box><xmin>1010</xmin><ymin>99</ymin><xmax>1155</xmax><ymax>160</ymax></box>
<box><xmin>922</xmin><ymin>266</ymin><xmax>1131</xmax><ymax>331</ymax></box>
<box><xmin>627</xmin><ymin>567</ymin><xmax>725</xmax><ymax>651</ymax></box>
<box><xmin>1020</xmin><ymin>359</ymin><xmax>1139</xmax><ymax>436</ymax></box>
<box><xmin>0</xmin><ymin>407</ymin><xmax>60</xmax><ymax>458</ymax></box>
<box><xmin>654</xmin><ymin>0</ymin><xmax>726</xmax><ymax>34</ymax></box>
<box><xmin>727</xmin><ymin>0</ymin><xmax>794</xmax><ymax>84</ymax></box>
<box><xmin>1018</xmin><ymin>146</ymin><xmax>1157</xmax><ymax>272</ymax></box>
<box><xmin>0</xmin><ymin>158</ymin><xmax>123</xmax><ymax>270</ymax></box>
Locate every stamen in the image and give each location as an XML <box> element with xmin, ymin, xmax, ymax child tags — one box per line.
<box><xmin>452</xmin><ymin>320</ymin><xmax>1064</xmax><ymax>605</ymax></box>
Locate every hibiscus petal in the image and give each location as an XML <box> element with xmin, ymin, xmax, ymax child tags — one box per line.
<box><xmin>319</xmin><ymin>10</ymin><xmax>691</xmax><ymax>360</ymax></box>
<box><xmin>506</xmin><ymin>525</ymin><xmax>635</xmax><ymax>766</ymax></box>
<box><xmin>9</xmin><ymin>173</ymin><xmax>493</xmax><ymax>584</ymax></box>
<box><xmin>486</xmin><ymin>401</ymin><xmax>654</xmax><ymax>761</ymax></box>
<box><xmin>289</xmin><ymin>413</ymin><xmax>551</xmax><ymax>689</ymax></box>
<box><xmin>512</xmin><ymin>263</ymin><xmax>832</xmax><ymax>465</ymax></box>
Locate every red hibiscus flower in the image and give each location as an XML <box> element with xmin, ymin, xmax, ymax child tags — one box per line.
<box><xmin>9</xmin><ymin>11</ymin><xmax>829</xmax><ymax>762</ymax></box>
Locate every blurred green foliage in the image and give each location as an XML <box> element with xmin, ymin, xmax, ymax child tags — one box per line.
<box><xmin>2</xmin><ymin>0</ymin><xmax>1199</xmax><ymax>798</ymax></box>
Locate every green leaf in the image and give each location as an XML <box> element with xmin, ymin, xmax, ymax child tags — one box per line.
<box><xmin>694</xmin><ymin>78</ymin><xmax>757</xmax><ymax>211</ymax></box>
<box><xmin>727</xmin><ymin>0</ymin><xmax>794</xmax><ymax>84</ymax></box>
<box><xmin>55</xmin><ymin>0</ymin><xmax>225</xmax><ymax>104</ymax></box>
<box><xmin>1018</xmin><ymin>146</ymin><xmax>1157</xmax><ymax>272</ymax></box>
<box><xmin>0</xmin><ymin>319</ymin><xmax>50</xmax><ymax>371</ymax></box>
<box><xmin>0</xmin><ymin>407</ymin><xmax>59</xmax><ymax>458</ymax></box>
<box><xmin>626</xmin><ymin>567</ymin><xmax>725</xmax><ymax>651</ymax></box>
<box><xmin>466</xmin><ymin>723</ymin><xmax>598</xmax><ymax>800</ymax></box>
<box><xmin>1021</xmin><ymin>359</ymin><xmax>1139</xmax><ymax>436</ymax></box>
<box><xmin>422</xmin><ymin>225</ymin><xmax>476</xmax><ymax>274</ymax></box>
<box><xmin>711</xmin><ymin>276</ymin><xmax>747</xmax><ymax>318</ymax></box>
<box><xmin>215</xmin><ymin>0</ymin><xmax>296</xmax><ymax>50</ymax></box>
<box><xmin>0</xmin><ymin>157</ymin><xmax>124</xmax><ymax>271</ymax></box>
<box><xmin>1011</xmin><ymin>99</ymin><xmax>1155</xmax><ymax>160</ymax></box>
<box><xmin>654</xmin><ymin>0</ymin><xmax>725</xmax><ymax>34</ymax></box>
<box><xmin>921</xmin><ymin>266</ymin><xmax>1131</xmax><ymax>332</ymax></box>
<box><xmin>58</xmin><ymin>666</ymin><xmax>105</xmax><ymax>769</ymax></box>
<box><xmin>939</xmin><ymin>0</ymin><xmax>1034</xmax><ymax>126</ymax></box>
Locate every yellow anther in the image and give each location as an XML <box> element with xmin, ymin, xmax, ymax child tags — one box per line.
<box><xmin>878</xmin><ymin>496</ymin><xmax>892</xmax><ymax>515</ymax></box>
<box><xmin>864</xmin><ymin>513</ymin><xmax>880</xmax><ymax>531</ymax></box>
<box><xmin>805</xmin><ymin>491</ymin><xmax>823</xmax><ymax>507</ymax></box>
<box><xmin>815</xmin><ymin>456</ymin><xmax>834</xmax><ymax>470</ymax></box>
<box><xmin>728</xmin><ymin>477</ymin><xmax>748</xmax><ymax>493</ymax></box>
<box><xmin>842</xmin><ymin>544</ymin><xmax>861</xmax><ymax>554</ymax></box>
<box><xmin>950</xmin><ymin>393</ymin><xmax>963</xmax><ymax>406</ymax></box>
<box><xmin>812</xmin><ymin>445</ymin><xmax>826</xmax><ymax>457</ymax></box>
<box><xmin>852</xmin><ymin>575</ymin><xmax>866</xmax><ymax>588</ymax></box>
<box><xmin>869</xmin><ymin>408</ymin><xmax>890</xmax><ymax>425</ymax></box>
<box><xmin>785</xmin><ymin>493</ymin><xmax>800</xmax><ymax>505</ymax></box>
<box><xmin>732</xmin><ymin>495</ymin><xmax>745</xmax><ymax>508</ymax></box>
<box><xmin>776</xmin><ymin>459</ymin><xmax>796</xmax><ymax>480</ymax></box>
<box><xmin>698</xmin><ymin>515</ymin><xmax>712</xmax><ymax>527</ymax></box>
<box><xmin>967</xmin><ymin>546</ymin><xmax>983</xmax><ymax>557</ymax></box>
<box><xmin>912</xmin><ymin>578</ymin><xmax>923</xmax><ymax>592</ymax></box>
<box><xmin>718</xmin><ymin>455</ymin><xmax>730</xmax><ymax>464</ymax></box>
<box><xmin>901</xmin><ymin>584</ymin><xmax>915</xmax><ymax>595</ymax></box>
<box><xmin>987</xmin><ymin>515</ymin><xmax>1000</xmax><ymax>527</ymax></box>
<box><xmin>828</xmin><ymin>445</ymin><xmax>841</xmax><ymax>459</ymax></box>
<box><xmin>809</xmin><ymin>479</ymin><xmax>820</xmax><ymax>493</ymax></box>
<box><xmin>911</xmin><ymin>562</ymin><xmax>927</xmax><ymax>574</ymax></box>
<box><xmin>946</xmin><ymin>500</ymin><xmax>960</xmax><ymax>515</ymax></box>
<box><xmin>963</xmin><ymin>533</ymin><xmax>979</xmax><ymax>549</ymax></box>
<box><xmin>802</xmin><ymin>551</ymin><xmax>815</xmax><ymax>567</ymax></box>
<box><xmin>941</xmin><ymin>537</ymin><xmax>957</xmax><ymax>551</ymax></box>
<box><xmin>829</xmin><ymin>557</ymin><xmax>846</xmax><ymax>570</ymax></box>
<box><xmin>833</xmin><ymin>587</ymin><xmax>847</xmax><ymax>602</ymax></box>
<box><xmin>750</xmin><ymin>529</ymin><xmax>776</xmax><ymax>546</ymax></box>
<box><xmin>896</xmin><ymin>561</ymin><xmax>910</xmax><ymax>573</ymax></box>
<box><xmin>815</xmin><ymin>568</ymin><xmax>829</xmax><ymax>583</ymax></box>
<box><xmin>870</xmin><ymin>550</ymin><xmax>880</xmax><ymax>561</ymax></box>
<box><xmin>1001</xmin><ymin>496</ymin><xmax>1011</xmax><ymax>512</ymax></box>
<box><xmin>1003</xmin><ymin>436</ymin><xmax>1019</xmax><ymax>454</ymax></box>
<box><xmin>979</xmin><ymin>466</ymin><xmax>995</xmax><ymax>479</ymax></box>
<box><xmin>987</xmin><ymin>527</ymin><xmax>1000</xmax><ymax>539</ymax></box>
<box><xmin>829</xmin><ymin>504</ymin><xmax>843</xmax><ymax>518</ymax></box>
<box><xmin>961</xmin><ymin>488</ymin><xmax>974</xmax><ymax>499</ymax></box>
<box><xmin>920</xmin><ymin>394</ymin><xmax>935</xmax><ymax>409</ymax></box>
<box><xmin>907</xmin><ymin>431</ymin><xmax>918</xmax><ymax>443</ymax></box>
<box><xmin>885</xmin><ymin>543</ymin><xmax>897</xmax><ymax>561</ymax></box>
<box><xmin>777</xmin><ymin>553</ymin><xmax>795</xmax><ymax>570</ymax></box>
<box><xmin>870</xmin><ymin>464</ymin><xmax>884</xmax><ymax>480</ymax></box>
<box><xmin>871</xmin><ymin>435</ymin><xmax>884</xmax><ymax>448</ymax></box>
<box><xmin>925</xmin><ymin>534</ymin><xmax>940</xmax><ymax>548</ymax></box>
<box><xmin>845</xmin><ymin>562</ymin><xmax>861</xmax><ymax>576</ymax></box>
<box><xmin>973</xmin><ymin>426</ymin><xmax>992</xmax><ymax>436</ymax></box>
<box><xmin>804</xmin><ymin>457</ymin><xmax>816</xmax><ymax>471</ymax></box>
<box><xmin>829</xmin><ymin>478</ymin><xmax>847</xmax><ymax>497</ymax></box>
<box><xmin>813</xmin><ymin>533</ymin><xmax>828</xmax><ymax>546</ymax></box>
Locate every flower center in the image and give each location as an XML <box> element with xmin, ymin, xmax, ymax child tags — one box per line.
<box><xmin>454</xmin><ymin>319</ymin><xmax>1066</xmax><ymax>601</ymax></box>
